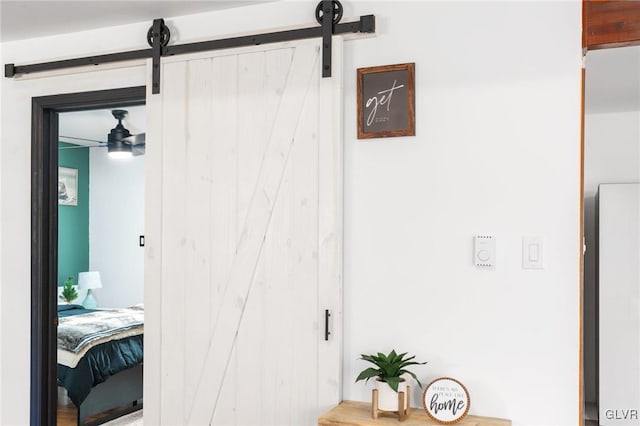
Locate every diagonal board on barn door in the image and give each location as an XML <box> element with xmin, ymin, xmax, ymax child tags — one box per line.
<box><xmin>204</xmin><ymin>53</ymin><xmax>240</xmax><ymax>426</ymax></box>
<box><xmin>213</xmin><ymin>47</ymin><xmax>320</xmax><ymax>426</ymax></box>
<box><xmin>220</xmin><ymin>47</ymin><xmax>295</xmax><ymax>426</ymax></box>
<box><xmin>187</xmin><ymin>42</ymin><xmax>320</xmax><ymax>425</ymax></box>
<box><xmin>184</xmin><ymin>56</ymin><xmax>215</xmax><ymax>416</ymax></box>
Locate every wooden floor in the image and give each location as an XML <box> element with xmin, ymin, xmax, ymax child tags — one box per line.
<box><xmin>57</xmin><ymin>387</ymin><xmax>80</xmax><ymax>426</ymax></box>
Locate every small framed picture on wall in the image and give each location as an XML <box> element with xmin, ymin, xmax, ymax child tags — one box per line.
<box><xmin>357</xmin><ymin>62</ymin><xmax>415</xmax><ymax>139</ymax></box>
<box><xmin>58</xmin><ymin>167</ymin><xmax>78</xmax><ymax>206</ymax></box>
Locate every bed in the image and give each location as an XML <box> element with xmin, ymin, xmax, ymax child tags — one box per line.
<box><xmin>57</xmin><ymin>304</ymin><xmax>144</xmax><ymax>426</ymax></box>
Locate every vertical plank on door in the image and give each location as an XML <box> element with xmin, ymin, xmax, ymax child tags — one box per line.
<box><xmin>275</xmin><ymin>150</ymin><xmax>294</xmax><ymax>426</ymax></box>
<box><xmin>160</xmin><ymin>60</ymin><xmax>188</xmax><ymax>425</ymax></box>
<box><xmin>253</xmin><ymin>46</ymin><xmax>295</xmax><ymax>426</ymax></box>
<box><xmin>234</xmin><ymin>50</ymin><xmax>267</xmax><ymax>425</ymax></box>
<box><xmin>208</xmin><ymin>53</ymin><xmax>240</xmax><ymax>426</ymax></box>
<box><xmin>262</xmin><ymin>50</ymin><xmax>322</xmax><ymax>426</ymax></box>
<box><xmin>144</xmin><ymin>58</ymin><xmax>163</xmax><ymax>426</ymax></box>
<box><xmin>187</xmin><ymin>42</ymin><xmax>319</xmax><ymax>425</ymax></box>
<box><xmin>237</xmin><ymin>51</ymin><xmax>267</xmax><ymax>240</ymax></box>
<box><xmin>255</xmin><ymin>181</ymin><xmax>284</xmax><ymax>426</ymax></box>
<box><xmin>183</xmin><ymin>57</ymin><xmax>214</xmax><ymax>411</ymax></box>
<box><xmin>231</xmin><ymin>47</ymin><xmax>295</xmax><ymax>426</ymax></box>
<box><xmin>317</xmin><ymin>36</ymin><xmax>344</xmax><ymax>411</ymax></box>
<box><xmin>289</xmin><ymin>56</ymin><xmax>320</xmax><ymax>426</ymax></box>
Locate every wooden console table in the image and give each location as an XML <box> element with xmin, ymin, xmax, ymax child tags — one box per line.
<box><xmin>318</xmin><ymin>401</ymin><xmax>511</xmax><ymax>426</ymax></box>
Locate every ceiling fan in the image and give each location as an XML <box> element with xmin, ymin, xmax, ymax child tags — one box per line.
<box><xmin>59</xmin><ymin>109</ymin><xmax>145</xmax><ymax>159</ymax></box>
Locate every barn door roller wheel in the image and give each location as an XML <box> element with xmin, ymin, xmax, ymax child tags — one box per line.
<box><xmin>315</xmin><ymin>0</ymin><xmax>344</xmax><ymax>25</ymax></box>
<box><xmin>316</xmin><ymin>0</ymin><xmax>342</xmax><ymax>78</ymax></box>
<box><xmin>148</xmin><ymin>19</ymin><xmax>170</xmax><ymax>94</ymax></box>
<box><xmin>146</xmin><ymin>21</ymin><xmax>171</xmax><ymax>48</ymax></box>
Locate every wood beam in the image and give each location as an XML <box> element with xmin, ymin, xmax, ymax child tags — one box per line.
<box><xmin>584</xmin><ymin>0</ymin><xmax>640</xmax><ymax>50</ymax></box>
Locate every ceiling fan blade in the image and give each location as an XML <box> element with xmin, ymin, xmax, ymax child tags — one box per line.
<box><xmin>132</xmin><ymin>144</ymin><xmax>145</xmax><ymax>157</ymax></box>
<box><xmin>59</xmin><ymin>145</ymin><xmax>107</xmax><ymax>150</ymax></box>
<box><xmin>60</xmin><ymin>110</ymin><xmax>146</xmax><ymax>157</ymax></box>
<box><xmin>59</xmin><ymin>135</ymin><xmax>107</xmax><ymax>145</ymax></box>
<box><xmin>59</xmin><ymin>145</ymin><xmax>89</xmax><ymax>150</ymax></box>
<box><xmin>123</xmin><ymin>133</ymin><xmax>145</xmax><ymax>146</ymax></box>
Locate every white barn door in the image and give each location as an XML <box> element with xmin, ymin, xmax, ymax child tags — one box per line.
<box><xmin>144</xmin><ymin>38</ymin><xmax>343</xmax><ymax>425</ymax></box>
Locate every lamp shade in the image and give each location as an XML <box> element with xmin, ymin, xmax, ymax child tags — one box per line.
<box><xmin>78</xmin><ymin>271</ymin><xmax>102</xmax><ymax>290</ymax></box>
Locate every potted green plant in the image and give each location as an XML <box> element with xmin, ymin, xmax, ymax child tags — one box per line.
<box><xmin>59</xmin><ymin>276</ymin><xmax>78</xmax><ymax>304</ymax></box>
<box><xmin>356</xmin><ymin>349</ymin><xmax>427</xmax><ymax>411</ymax></box>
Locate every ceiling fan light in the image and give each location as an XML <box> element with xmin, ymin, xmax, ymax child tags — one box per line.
<box><xmin>108</xmin><ymin>150</ymin><xmax>133</xmax><ymax>160</ymax></box>
<box><xmin>107</xmin><ymin>140</ymin><xmax>133</xmax><ymax>159</ymax></box>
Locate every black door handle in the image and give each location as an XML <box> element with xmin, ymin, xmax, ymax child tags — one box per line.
<box><xmin>324</xmin><ymin>309</ymin><xmax>331</xmax><ymax>341</ymax></box>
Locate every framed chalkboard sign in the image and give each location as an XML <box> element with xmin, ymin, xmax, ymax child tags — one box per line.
<box><xmin>422</xmin><ymin>377</ymin><xmax>470</xmax><ymax>424</ymax></box>
<box><xmin>357</xmin><ymin>63</ymin><xmax>415</xmax><ymax>139</ymax></box>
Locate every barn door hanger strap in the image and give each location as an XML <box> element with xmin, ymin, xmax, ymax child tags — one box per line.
<box><xmin>4</xmin><ymin>1</ymin><xmax>375</xmax><ymax>94</ymax></box>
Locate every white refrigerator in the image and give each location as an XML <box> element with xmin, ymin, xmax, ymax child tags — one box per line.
<box><xmin>599</xmin><ymin>183</ymin><xmax>640</xmax><ymax>425</ymax></box>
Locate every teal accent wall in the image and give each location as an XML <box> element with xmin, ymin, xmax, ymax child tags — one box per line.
<box><xmin>58</xmin><ymin>142</ymin><xmax>90</xmax><ymax>287</ymax></box>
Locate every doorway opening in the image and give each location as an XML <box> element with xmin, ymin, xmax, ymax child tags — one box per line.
<box><xmin>582</xmin><ymin>45</ymin><xmax>640</xmax><ymax>426</ymax></box>
<box><xmin>31</xmin><ymin>87</ymin><xmax>146</xmax><ymax>426</ymax></box>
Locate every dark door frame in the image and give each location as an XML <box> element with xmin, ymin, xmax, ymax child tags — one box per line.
<box><xmin>31</xmin><ymin>86</ymin><xmax>145</xmax><ymax>426</ymax></box>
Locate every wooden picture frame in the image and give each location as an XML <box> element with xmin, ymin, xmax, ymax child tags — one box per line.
<box><xmin>58</xmin><ymin>167</ymin><xmax>78</xmax><ymax>206</ymax></box>
<box><xmin>422</xmin><ymin>377</ymin><xmax>471</xmax><ymax>424</ymax></box>
<box><xmin>357</xmin><ymin>62</ymin><xmax>415</xmax><ymax>139</ymax></box>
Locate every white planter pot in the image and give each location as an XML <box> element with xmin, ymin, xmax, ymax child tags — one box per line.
<box><xmin>375</xmin><ymin>379</ymin><xmax>408</xmax><ymax>411</ymax></box>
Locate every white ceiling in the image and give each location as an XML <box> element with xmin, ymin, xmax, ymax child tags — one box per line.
<box><xmin>0</xmin><ymin>0</ymin><xmax>272</xmax><ymax>42</ymax></box>
<box><xmin>585</xmin><ymin>45</ymin><xmax>640</xmax><ymax>114</ymax></box>
<box><xmin>59</xmin><ymin>106</ymin><xmax>146</xmax><ymax>146</ymax></box>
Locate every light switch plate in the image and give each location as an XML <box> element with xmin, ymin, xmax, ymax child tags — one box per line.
<box><xmin>474</xmin><ymin>235</ymin><xmax>495</xmax><ymax>267</ymax></box>
<box><xmin>523</xmin><ymin>236</ymin><xmax>544</xmax><ymax>269</ymax></box>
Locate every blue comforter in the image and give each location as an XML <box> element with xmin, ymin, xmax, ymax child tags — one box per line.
<box><xmin>57</xmin><ymin>304</ymin><xmax>96</xmax><ymax>317</ymax></box>
<box><xmin>57</xmin><ymin>305</ymin><xmax>144</xmax><ymax>407</ymax></box>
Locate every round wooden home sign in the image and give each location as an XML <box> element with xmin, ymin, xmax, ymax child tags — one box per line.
<box><xmin>422</xmin><ymin>377</ymin><xmax>470</xmax><ymax>424</ymax></box>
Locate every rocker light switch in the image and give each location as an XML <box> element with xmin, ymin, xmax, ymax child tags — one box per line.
<box><xmin>523</xmin><ymin>236</ymin><xmax>543</xmax><ymax>269</ymax></box>
<box><xmin>474</xmin><ymin>235</ymin><xmax>495</xmax><ymax>267</ymax></box>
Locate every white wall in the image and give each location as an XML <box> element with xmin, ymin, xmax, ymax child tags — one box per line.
<box><xmin>89</xmin><ymin>148</ymin><xmax>145</xmax><ymax>308</ymax></box>
<box><xmin>342</xmin><ymin>2</ymin><xmax>581</xmax><ymax>423</ymax></box>
<box><xmin>585</xmin><ymin>111</ymin><xmax>640</xmax><ymax>198</ymax></box>
<box><xmin>583</xmin><ymin>110</ymin><xmax>640</xmax><ymax>403</ymax></box>
<box><xmin>0</xmin><ymin>29</ymin><xmax>147</xmax><ymax>426</ymax></box>
<box><xmin>0</xmin><ymin>1</ymin><xmax>583</xmax><ymax>425</ymax></box>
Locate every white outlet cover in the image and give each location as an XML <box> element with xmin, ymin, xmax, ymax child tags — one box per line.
<box><xmin>474</xmin><ymin>235</ymin><xmax>495</xmax><ymax>267</ymax></box>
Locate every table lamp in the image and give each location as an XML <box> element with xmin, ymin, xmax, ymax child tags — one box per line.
<box><xmin>78</xmin><ymin>271</ymin><xmax>102</xmax><ymax>309</ymax></box>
